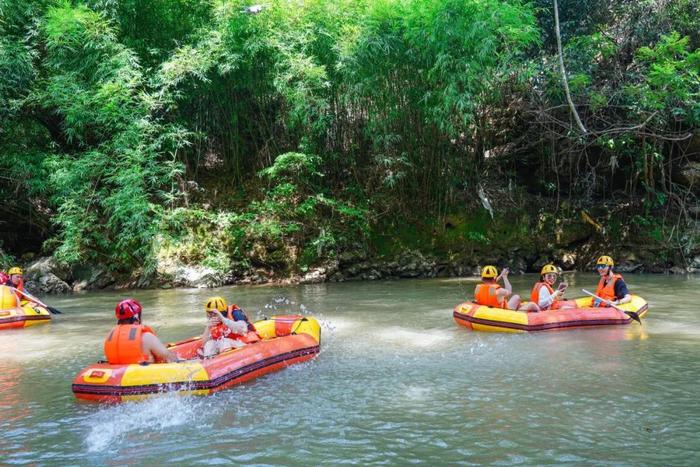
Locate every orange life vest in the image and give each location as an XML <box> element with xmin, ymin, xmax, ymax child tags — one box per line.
<box><xmin>210</xmin><ymin>322</ymin><xmax>232</xmax><ymax>340</ymax></box>
<box><xmin>104</xmin><ymin>324</ymin><xmax>156</xmax><ymax>364</ymax></box>
<box><xmin>475</xmin><ymin>283</ymin><xmax>507</xmax><ymax>309</ymax></box>
<box><xmin>530</xmin><ymin>282</ymin><xmax>560</xmax><ymax>309</ymax></box>
<box><xmin>594</xmin><ymin>273</ymin><xmax>624</xmax><ymax>306</ymax></box>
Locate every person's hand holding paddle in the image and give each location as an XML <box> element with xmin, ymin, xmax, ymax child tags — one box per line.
<box><xmin>582</xmin><ymin>289</ymin><xmax>641</xmax><ymax>324</ymax></box>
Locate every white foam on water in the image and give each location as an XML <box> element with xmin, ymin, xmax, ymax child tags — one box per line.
<box><xmin>404</xmin><ymin>385</ymin><xmax>431</xmax><ymax>401</ymax></box>
<box><xmin>325</xmin><ymin>316</ymin><xmax>364</xmax><ymax>335</ymax></box>
<box><xmin>373</xmin><ymin>327</ymin><xmax>451</xmax><ymax>349</ymax></box>
<box><xmin>438</xmin><ymin>277</ymin><xmax>480</xmax><ymax>283</ymax></box>
<box><xmin>648</xmin><ymin>320</ymin><xmax>700</xmax><ymax>338</ymax></box>
<box><xmin>425</xmin><ymin>307</ymin><xmax>454</xmax><ymax>317</ymax></box>
<box><xmin>85</xmin><ymin>394</ymin><xmax>208</xmax><ymax>453</ymax></box>
<box><xmin>0</xmin><ymin>331</ymin><xmax>102</xmax><ymax>363</ymax></box>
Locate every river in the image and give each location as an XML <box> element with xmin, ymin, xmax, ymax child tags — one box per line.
<box><xmin>1</xmin><ymin>274</ymin><xmax>699</xmax><ymax>465</ymax></box>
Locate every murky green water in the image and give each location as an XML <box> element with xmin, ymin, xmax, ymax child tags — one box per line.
<box><xmin>1</xmin><ymin>274</ymin><xmax>699</xmax><ymax>465</ymax></box>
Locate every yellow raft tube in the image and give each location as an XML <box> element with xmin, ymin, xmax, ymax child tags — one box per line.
<box><xmin>454</xmin><ymin>295</ymin><xmax>648</xmax><ymax>333</ymax></box>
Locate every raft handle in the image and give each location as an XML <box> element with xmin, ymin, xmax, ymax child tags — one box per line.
<box><xmin>291</xmin><ymin>317</ymin><xmax>309</xmax><ymax>335</ymax></box>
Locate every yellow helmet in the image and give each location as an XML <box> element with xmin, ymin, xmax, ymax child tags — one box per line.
<box><xmin>0</xmin><ymin>285</ymin><xmax>20</xmax><ymax>310</ymax></box>
<box><xmin>540</xmin><ymin>264</ymin><xmax>559</xmax><ymax>275</ymax></box>
<box><xmin>596</xmin><ymin>255</ymin><xmax>614</xmax><ymax>267</ymax></box>
<box><xmin>481</xmin><ymin>265</ymin><xmax>498</xmax><ymax>279</ymax></box>
<box><xmin>205</xmin><ymin>296</ymin><xmax>227</xmax><ymax>313</ymax></box>
<box><xmin>8</xmin><ymin>267</ymin><xmax>22</xmax><ymax>275</ymax></box>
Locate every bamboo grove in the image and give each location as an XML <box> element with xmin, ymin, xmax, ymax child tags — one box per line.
<box><xmin>1</xmin><ymin>0</ymin><xmax>698</xmax><ymax>277</ymax></box>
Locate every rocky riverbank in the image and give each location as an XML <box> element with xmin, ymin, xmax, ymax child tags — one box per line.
<box><xmin>5</xmin><ymin>196</ymin><xmax>699</xmax><ymax>294</ymax></box>
<box><xmin>11</xmin><ymin>242</ymin><xmax>700</xmax><ymax>294</ymax></box>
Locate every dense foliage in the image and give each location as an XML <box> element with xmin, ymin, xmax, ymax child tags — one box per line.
<box><xmin>1</xmin><ymin>0</ymin><xmax>698</xmax><ymax>277</ymax></box>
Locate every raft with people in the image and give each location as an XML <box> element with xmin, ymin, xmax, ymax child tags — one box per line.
<box><xmin>0</xmin><ymin>284</ymin><xmax>52</xmax><ymax>330</ymax></box>
<box><xmin>455</xmin><ymin>256</ymin><xmax>649</xmax><ymax>333</ymax></box>
<box><xmin>72</xmin><ymin>313</ymin><xmax>321</xmax><ymax>402</ymax></box>
<box><xmin>453</xmin><ymin>295</ymin><xmax>648</xmax><ymax>332</ymax></box>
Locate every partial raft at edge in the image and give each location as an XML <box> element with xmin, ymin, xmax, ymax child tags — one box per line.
<box><xmin>0</xmin><ymin>284</ymin><xmax>51</xmax><ymax>330</ymax></box>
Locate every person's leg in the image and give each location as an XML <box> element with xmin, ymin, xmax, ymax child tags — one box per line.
<box><xmin>508</xmin><ymin>294</ymin><xmax>522</xmax><ymax>310</ymax></box>
<box><xmin>217</xmin><ymin>338</ymin><xmax>244</xmax><ymax>353</ymax></box>
<box><xmin>518</xmin><ymin>301</ymin><xmax>541</xmax><ymax>313</ymax></box>
<box><xmin>202</xmin><ymin>340</ymin><xmax>218</xmax><ymax>357</ymax></box>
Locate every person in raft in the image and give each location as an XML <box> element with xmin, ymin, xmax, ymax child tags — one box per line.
<box><xmin>199</xmin><ymin>296</ymin><xmax>259</xmax><ymax>358</ymax></box>
<box><xmin>474</xmin><ymin>265</ymin><xmax>540</xmax><ymax>312</ymax></box>
<box><xmin>104</xmin><ymin>298</ymin><xmax>179</xmax><ymax>364</ymax></box>
<box><xmin>6</xmin><ymin>267</ymin><xmax>29</xmax><ymax>300</ymax></box>
<box><xmin>592</xmin><ymin>255</ymin><xmax>631</xmax><ymax>307</ymax></box>
<box><xmin>530</xmin><ymin>264</ymin><xmax>575</xmax><ymax>311</ymax></box>
<box><xmin>0</xmin><ymin>271</ymin><xmax>8</xmax><ymax>286</ymax></box>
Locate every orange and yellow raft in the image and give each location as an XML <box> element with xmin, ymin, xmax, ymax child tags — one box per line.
<box><xmin>72</xmin><ymin>314</ymin><xmax>320</xmax><ymax>402</ymax></box>
<box><xmin>453</xmin><ymin>295</ymin><xmax>648</xmax><ymax>333</ymax></box>
<box><xmin>0</xmin><ymin>285</ymin><xmax>51</xmax><ymax>330</ymax></box>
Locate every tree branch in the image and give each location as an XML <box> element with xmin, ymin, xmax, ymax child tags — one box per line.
<box><xmin>554</xmin><ymin>0</ymin><xmax>588</xmax><ymax>134</ymax></box>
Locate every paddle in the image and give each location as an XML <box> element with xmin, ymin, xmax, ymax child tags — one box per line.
<box><xmin>13</xmin><ymin>288</ymin><xmax>63</xmax><ymax>314</ymax></box>
<box><xmin>582</xmin><ymin>289</ymin><xmax>640</xmax><ymax>324</ymax></box>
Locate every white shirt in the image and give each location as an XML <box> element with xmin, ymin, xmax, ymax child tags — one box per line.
<box><xmin>537</xmin><ymin>285</ymin><xmax>559</xmax><ymax>309</ymax></box>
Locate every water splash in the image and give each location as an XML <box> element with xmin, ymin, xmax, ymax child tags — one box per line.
<box><xmin>85</xmin><ymin>394</ymin><xmax>209</xmax><ymax>453</ymax></box>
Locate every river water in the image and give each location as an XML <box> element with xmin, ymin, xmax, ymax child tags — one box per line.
<box><xmin>1</xmin><ymin>274</ymin><xmax>699</xmax><ymax>465</ymax></box>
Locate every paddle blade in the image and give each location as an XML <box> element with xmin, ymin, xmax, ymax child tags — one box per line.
<box><xmin>625</xmin><ymin>311</ymin><xmax>641</xmax><ymax>324</ymax></box>
<box><xmin>47</xmin><ymin>306</ymin><xmax>63</xmax><ymax>315</ymax></box>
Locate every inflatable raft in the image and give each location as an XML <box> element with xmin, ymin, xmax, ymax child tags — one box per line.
<box><xmin>0</xmin><ymin>285</ymin><xmax>51</xmax><ymax>330</ymax></box>
<box><xmin>453</xmin><ymin>295</ymin><xmax>648</xmax><ymax>333</ymax></box>
<box><xmin>72</xmin><ymin>314</ymin><xmax>321</xmax><ymax>402</ymax></box>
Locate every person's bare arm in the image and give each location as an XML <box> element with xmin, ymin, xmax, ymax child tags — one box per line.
<box><xmin>497</xmin><ymin>268</ymin><xmax>512</xmax><ymax>296</ymax></box>
<box><xmin>143</xmin><ymin>333</ymin><xmax>178</xmax><ymax>363</ymax></box>
<box><xmin>217</xmin><ymin>311</ymin><xmax>249</xmax><ymax>335</ymax></box>
<box><xmin>201</xmin><ymin>322</ymin><xmax>212</xmax><ymax>342</ymax></box>
<box><xmin>616</xmin><ymin>294</ymin><xmax>632</xmax><ymax>305</ymax></box>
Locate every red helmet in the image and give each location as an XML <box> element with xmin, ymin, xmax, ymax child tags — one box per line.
<box><xmin>115</xmin><ymin>298</ymin><xmax>142</xmax><ymax>320</ymax></box>
<box><xmin>0</xmin><ymin>272</ymin><xmax>8</xmax><ymax>285</ymax></box>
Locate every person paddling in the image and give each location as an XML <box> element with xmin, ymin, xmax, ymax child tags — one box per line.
<box><xmin>530</xmin><ymin>264</ymin><xmax>575</xmax><ymax>311</ymax></box>
<box><xmin>474</xmin><ymin>265</ymin><xmax>540</xmax><ymax>312</ymax></box>
<box><xmin>592</xmin><ymin>256</ymin><xmax>631</xmax><ymax>307</ymax></box>
<box><xmin>6</xmin><ymin>267</ymin><xmax>24</xmax><ymax>292</ymax></box>
<box><xmin>104</xmin><ymin>299</ymin><xmax>178</xmax><ymax>364</ymax></box>
<box><xmin>6</xmin><ymin>267</ymin><xmax>33</xmax><ymax>303</ymax></box>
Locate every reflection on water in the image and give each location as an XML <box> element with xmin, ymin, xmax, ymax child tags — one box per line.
<box><xmin>0</xmin><ymin>274</ymin><xmax>699</xmax><ymax>464</ymax></box>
